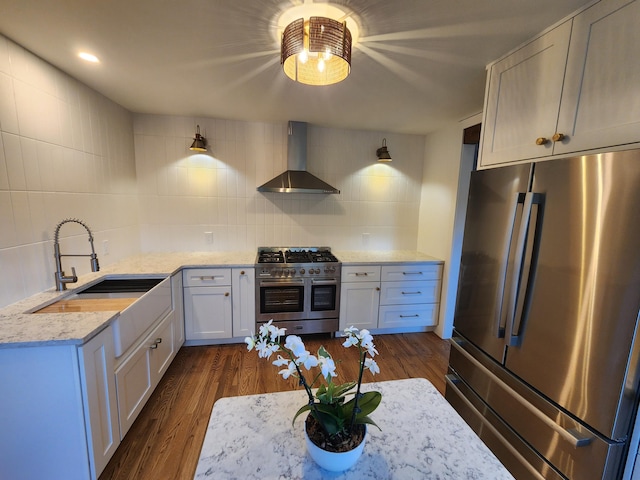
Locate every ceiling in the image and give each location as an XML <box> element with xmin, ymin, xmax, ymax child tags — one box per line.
<box><xmin>0</xmin><ymin>0</ymin><xmax>593</xmax><ymax>135</ymax></box>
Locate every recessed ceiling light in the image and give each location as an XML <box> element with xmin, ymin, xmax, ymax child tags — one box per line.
<box><xmin>78</xmin><ymin>52</ymin><xmax>100</xmax><ymax>63</ymax></box>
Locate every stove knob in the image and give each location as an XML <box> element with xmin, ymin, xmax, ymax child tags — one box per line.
<box><xmin>314</xmin><ymin>268</ymin><xmax>320</xmax><ymax>274</ymax></box>
<box><xmin>289</xmin><ymin>269</ymin><xmax>296</xmax><ymax>276</ymax></box>
<box><xmin>299</xmin><ymin>268</ymin><xmax>305</xmax><ymax>274</ymax></box>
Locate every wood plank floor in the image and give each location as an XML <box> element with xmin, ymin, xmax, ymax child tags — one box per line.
<box><xmin>99</xmin><ymin>332</ymin><xmax>450</xmax><ymax>480</ymax></box>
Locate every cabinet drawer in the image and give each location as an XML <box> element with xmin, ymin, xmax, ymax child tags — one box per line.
<box><xmin>183</xmin><ymin>268</ymin><xmax>231</xmax><ymax>287</ymax></box>
<box><xmin>378</xmin><ymin>304</ymin><xmax>438</xmax><ymax>328</ymax></box>
<box><xmin>381</xmin><ymin>264</ymin><xmax>442</xmax><ymax>282</ymax></box>
<box><xmin>380</xmin><ymin>280</ymin><xmax>440</xmax><ymax>305</ymax></box>
<box><xmin>342</xmin><ymin>265</ymin><xmax>381</xmax><ymax>283</ymax></box>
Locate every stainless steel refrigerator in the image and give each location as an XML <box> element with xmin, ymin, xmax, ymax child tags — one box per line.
<box><xmin>445</xmin><ymin>149</ymin><xmax>640</xmax><ymax>480</ymax></box>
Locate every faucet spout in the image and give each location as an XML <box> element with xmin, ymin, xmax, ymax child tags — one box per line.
<box><xmin>53</xmin><ymin>218</ymin><xmax>100</xmax><ymax>291</ymax></box>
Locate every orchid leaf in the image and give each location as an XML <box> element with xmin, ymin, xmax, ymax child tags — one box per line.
<box><xmin>343</xmin><ymin>391</ymin><xmax>382</xmax><ymax>418</ymax></box>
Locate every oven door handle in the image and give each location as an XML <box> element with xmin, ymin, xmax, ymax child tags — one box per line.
<box><xmin>259</xmin><ymin>279</ymin><xmax>305</xmax><ymax>285</ymax></box>
<box><xmin>311</xmin><ymin>279</ymin><xmax>338</xmax><ymax>285</ymax></box>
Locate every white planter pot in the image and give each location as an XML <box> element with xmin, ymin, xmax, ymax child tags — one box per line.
<box><xmin>304</xmin><ymin>424</ymin><xmax>367</xmax><ymax>472</ymax></box>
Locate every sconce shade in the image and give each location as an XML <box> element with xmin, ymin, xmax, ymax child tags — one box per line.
<box><xmin>189</xmin><ymin>125</ymin><xmax>207</xmax><ymax>152</ymax></box>
<box><xmin>376</xmin><ymin>138</ymin><xmax>392</xmax><ymax>162</ymax></box>
<box><xmin>281</xmin><ymin>16</ymin><xmax>352</xmax><ymax>86</ymax></box>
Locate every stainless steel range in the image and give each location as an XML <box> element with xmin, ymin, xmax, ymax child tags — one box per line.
<box><xmin>255</xmin><ymin>247</ymin><xmax>341</xmax><ymax>335</ymax></box>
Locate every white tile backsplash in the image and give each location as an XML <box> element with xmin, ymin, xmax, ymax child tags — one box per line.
<box><xmin>0</xmin><ymin>34</ymin><xmax>138</xmax><ymax>307</ymax></box>
<box><xmin>0</xmin><ymin>31</ymin><xmax>432</xmax><ymax>308</ymax></box>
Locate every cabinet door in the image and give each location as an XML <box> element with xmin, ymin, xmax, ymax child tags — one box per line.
<box><xmin>232</xmin><ymin>268</ymin><xmax>255</xmax><ymax>338</ymax></box>
<box><xmin>79</xmin><ymin>327</ymin><xmax>119</xmax><ymax>478</ymax></box>
<box><xmin>480</xmin><ymin>20</ymin><xmax>572</xmax><ymax>166</ymax></box>
<box><xmin>184</xmin><ymin>285</ymin><xmax>233</xmax><ymax>340</ymax></box>
<box><xmin>339</xmin><ymin>282</ymin><xmax>380</xmax><ymax>330</ymax></box>
<box><xmin>150</xmin><ymin>312</ymin><xmax>176</xmax><ymax>382</ymax></box>
<box><xmin>555</xmin><ymin>0</ymin><xmax>640</xmax><ymax>154</ymax></box>
<box><xmin>115</xmin><ymin>337</ymin><xmax>153</xmax><ymax>437</ymax></box>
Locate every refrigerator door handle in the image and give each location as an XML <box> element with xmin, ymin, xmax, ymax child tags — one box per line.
<box><xmin>505</xmin><ymin>192</ymin><xmax>542</xmax><ymax>346</ymax></box>
<box><xmin>450</xmin><ymin>338</ymin><xmax>592</xmax><ymax>448</ymax></box>
<box><xmin>494</xmin><ymin>192</ymin><xmax>526</xmax><ymax>339</ymax></box>
<box><xmin>510</xmin><ymin>192</ymin><xmax>543</xmax><ymax>344</ymax></box>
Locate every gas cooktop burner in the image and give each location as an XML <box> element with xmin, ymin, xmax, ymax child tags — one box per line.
<box><xmin>257</xmin><ymin>251</ymin><xmax>284</xmax><ymax>263</ymax></box>
<box><xmin>256</xmin><ymin>247</ymin><xmax>339</xmax><ymax>264</ymax></box>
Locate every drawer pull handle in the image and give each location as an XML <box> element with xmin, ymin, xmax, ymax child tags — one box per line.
<box><xmin>399</xmin><ymin>314</ymin><xmax>420</xmax><ymax>318</ymax></box>
<box><xmin>225</xmin><ymin>292</ymin><xmax>230</xmax><ymax>297</ymax></box>
<box><xmin>402</xmin><ymin>272</ymin><xmax>423</xmax><ymax>275</ymax></box>
<box><xmin>199</xmin><ymin>275</ymin><xmax>218</xmax><ymax>281</ymax></box>
<box><xmin>355</xmin><ymin>272</ymin><xmax>369</xmax><ymax>276</ymax></box>
<box><xmin>535</xmin><ymin>137</ymin><xmax>549</xmax><ymax>145</ymax></box>
<box><xmin>401</xmin><ymin>291</ymin><xmax>422</xmax><ymax>295</ymax></box>
<box><xmin>240</xmin><ymin>270</ymin><xmax>245</xmax><ymax>275</ymax></box>
<box><xmin>150</xmin><ymin>338</ymin><xmax>162</xmax><ymax>349</ymax></box>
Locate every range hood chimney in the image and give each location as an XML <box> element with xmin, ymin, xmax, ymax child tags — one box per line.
<box><xmin>257</xmin><ymin>121</ymin><xmax>340</xmax><ymax>194</ymax></box>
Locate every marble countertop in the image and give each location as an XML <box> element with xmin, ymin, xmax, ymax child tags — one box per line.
<box><xmin>194</xmin><ymin>378</ymin><xmax>513</xmax><ymax>480</ymax></box>
<box><xmin>0</xmin><ymin>250</ymin><xmax>442</xmax><ymax>348</ymax></box>
<box><xmin>334</xmin><ymin>250</ymin><xmax>442</xmax><ymax>265</ymax></box>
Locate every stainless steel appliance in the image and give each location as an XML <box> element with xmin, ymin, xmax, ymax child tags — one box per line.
<box><xmin>255</xmin><ymin>247</ymin><xmax>341</xmax><ymax>334</ymax></box>
<box><xmin>446</xmin><ymin>149</ymin><xmax>640</xmax><ymax>480</ymax></box>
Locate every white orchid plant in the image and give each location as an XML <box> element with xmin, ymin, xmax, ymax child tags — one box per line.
<box><xmin>245</xmin><ymin>321</ymin><xmax>382</xmax><ymax>445</ymax></box>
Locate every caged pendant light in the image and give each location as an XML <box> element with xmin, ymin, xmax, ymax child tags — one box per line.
<box><xmin>281</xmin><ymin>16</ymin><xmax>352</xmax><ymax>86</ymax></box>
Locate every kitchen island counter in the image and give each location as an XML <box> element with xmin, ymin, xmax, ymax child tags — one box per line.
<box><xmin>194</xmin><ymin>377</ymin><xmax>513</xmax><ymax>479</ymax></box>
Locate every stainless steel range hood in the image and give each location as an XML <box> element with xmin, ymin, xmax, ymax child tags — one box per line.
<box><xmin>257</xmin><ymin>121</ymin><xmax>340</xmax><ymax>194</ymax></box>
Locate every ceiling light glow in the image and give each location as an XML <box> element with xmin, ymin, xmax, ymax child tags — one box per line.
<box><xmin>78</xmin><ymin>52</ymin><xmax>100</xmax><ymax>63</ymax></box>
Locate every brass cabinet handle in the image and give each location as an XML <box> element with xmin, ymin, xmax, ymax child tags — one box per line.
<box><xmin>535</xmin><ymin>137</ymin><xmax>549</xmax><ymax>145</ymax></box>
<box><xmin>150</xmin><ymin>338</ymin><xmax>162</xmax><ymax>349</ymax></box>
<box><xmin>376</xmin><ymin>287</ymin><xmax>380</xmax><ymax>291</ymax></box>
<box><xmin>240</xmin><ymin>270</ymin><xmax>245</xmax><ymax>275</ymax></box>
<box><xmin>225</xmin><ymin>292</ymin><xmax>230</xmax><ymax>296</ymax></box>
<box><xmin>552</xmin><ymin>133</ymin><xmax>565</xmax><ymax>142</ymax></box>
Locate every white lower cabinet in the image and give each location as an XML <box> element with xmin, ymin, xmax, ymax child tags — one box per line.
<box><xmin>378</xmin><ymin>264</ymin><xmax>442</xmax><ymax>329</ymax></box>
<box><xmin>183</xmin><ymin>267</ymin><xmax>254</xmax><ymax>342</ymax></box>
<box><xmin>0</xmin><ymin>326</ymin><xmax>119</xmax><ymax>480</ymax></box>
<box><xmin>184</xmin><ymin>268</ymin><xmax>232</xmax><ymax>341</ymax></box>
<box><xmin>79</xmin><ymin>326</ymin><xmax>120</xmax><ymax>477</ymax></box>
<box><xmin>115</xmin><ymin>307</ymin><xmax>177</xmax><ymax>437</ymax></box>
<box><xmin>232</xmin><ymin>267</ymin><xmax>255</xmax><ymax>337</ymax></box>
<box><xmin>340</xmin><ymin>263</ymin><xmax>443</xmax><ymax>332</ymax></box>
<box><xmin>339</xmin><ymin>266</ymin><xmax>381</xmax><ymax>330</ymax></box>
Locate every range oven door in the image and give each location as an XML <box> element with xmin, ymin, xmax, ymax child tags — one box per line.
<box><xmin>257</xmin><ymin>278</ymin><xmax>304</xmax><ymax>322</ymax></box>
<box><xmin>308</xmin><ymin>278</ymin><xmax>340</xmax><ymax>319</ymax></box>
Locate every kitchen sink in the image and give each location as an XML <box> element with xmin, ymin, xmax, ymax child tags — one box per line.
<box><xmin>33</xmin><ymin>275</ymin><xmax>172</xmax><ymax>357</ymax></box>
<box><xmin>75</xmin><ymin>278</ymin><xmax>164</xmax><ymax>295</ymax></box>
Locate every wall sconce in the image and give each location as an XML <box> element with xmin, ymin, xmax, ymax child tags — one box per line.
<box><xmin>189</xmin><ymin>125</ymin><xmax>207</xmax><ymax>152</ymax></box>
<box><xmin>376</xmin><ymin>138</ymin><xmax>392</xmax><ymax>162</ymax></box>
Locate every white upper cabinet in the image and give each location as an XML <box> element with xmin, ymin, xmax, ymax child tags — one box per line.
<box><xmin>480</xmin><ymin>0</ymin><xmax>640</xmax><ymax>166</ymax></box>
<box><xmin>555</xmin><ymin>0</ymin><xmax>640</xmax><ymax>155</ymax></box>
<box><xmin>480</xmin><ymin>21</ymin><xmax>572</xmax><ymax>166</ymax></box>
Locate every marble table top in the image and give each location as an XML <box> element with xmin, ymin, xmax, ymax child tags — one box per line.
<box><xmin>194</xmin><ymin>378</ymin><xmax>514</xmax><ymax>479</ymax></box>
